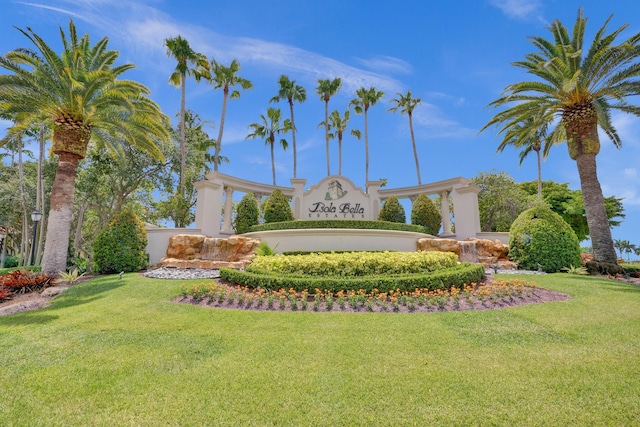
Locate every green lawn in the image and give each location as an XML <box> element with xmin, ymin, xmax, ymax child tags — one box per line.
<box><xmin>1</xmin><ymin>273</ymin><xmax>639</xmax><ymax>426</ymax></box>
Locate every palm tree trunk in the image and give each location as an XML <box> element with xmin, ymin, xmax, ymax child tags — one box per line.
<box><xmin>338</xmin><ymin>136</ymin><xmax>343</xmax><ymax>175</ymax></box>
<box><xmin>409</xmin><ymin>113</ymin><xmax>421</xmax><ymax>185</ymax></box>
<box><xmin>214</xmin><ymin>87</ymin><xmax>229</xmax><ymax>172</ymax></box>
<box><xmin>289</xmin><ymin>99</ymin><xmax>297</xmax><ymax>178</ymax></box>
<box><xmin>179</xmin><ymin>73</ymin><xmax>186</xmax><ymax>193</ymax></box>
<box><xmin>364</xmin><ymin>108</ymin><xmax>369</xmax><ymax>183</ymax></box>
<box><xmin>270</xmin><ymin>142</ymin><xmax>276</xmax><ymax>185</ymax></box>
<box><xmin>36</xmin><ymin>126</ymin><xmax>46</xmax><ymax>264</ymax></box>
<box><xmin>41</xmin><ymin>152</ymin><xmax>81</xmax><ymax>275</ymax></box>
<box><xmin>324</xmin><ymin>100</ymin><xmax>330</xmax><ymax>175</ymax></box>
<box><xmin>575</xmin><ymin>153</ymin><xmax>617</xmax><ymax>264</ymax></box>
<box><xmin>536</xmin><ymin>148</ymin><xmax>542</xmax><ymax>201</ymax></box>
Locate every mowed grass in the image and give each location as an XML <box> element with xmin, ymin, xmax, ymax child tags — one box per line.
<box><xmin>1</xmin><ymin>273</ymin><xmax>639</xmax><ymax>426</ymax></box>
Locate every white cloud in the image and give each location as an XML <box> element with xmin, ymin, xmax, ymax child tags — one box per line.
<box><xmin>355</xmin><ymin>55</ymin><xmax>413</xmax><ymax>75</ymax></box>
<box><xmin>488</xmin><ymin>0</ymin><xmax>543</xmax><ymax>21</ymax></box>
<box><xmin>412</xmin><ymin>102</ymin><xmax>476</xmax><ymax>139</ymax></box>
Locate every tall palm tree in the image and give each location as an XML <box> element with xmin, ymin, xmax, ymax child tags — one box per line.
<box><xmin>388</xmin><ymin>90</ymin><xmax>422</xmax><ymax>184</ymax></box>
<box><xmin>481</xmin><ymin>8</ymin><xmax>640</xmax><ymax>265</ymax></box>
<box><xmin>496</xmin><ymin>117</ymin><xmax>552</xmax><ymax>201</ymax></box>
<box><xmin>246</xmin><ymin>107</ymin><xmax>291</xmax><ymax>185</ymax></box>
<box><xmin>350</xmin><ymin>86</ymin><xmax>384</xmax><ymax>183</ymax></box>
<box><xmin>198</xmin><ymin>58</ymin><xmax>252</xmax><ymax>172</ymax></box>
<box><xmin>316</xmin><ymin>78</ymin><xmax>342</xmax><ymax>176</ymax></box>
<box><xmin>319</xmin><ymin>109</ymin><xmax>361</xmax><ymax>175</ymax></box>
<box><xmin>270</xmin><ymin>75</ymin><xmax>306</xmax><ymax>178</ymax></box>
<box><xmin>0</xmin><ymin>19</ymin><xmax>169</xmax><ymax>274</ymax></box>
<box><xmin>164</xmin><ymin>35</ymin><xmax>205</xmax><ymax>193</ymax></box>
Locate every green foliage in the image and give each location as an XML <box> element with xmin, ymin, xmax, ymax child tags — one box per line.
<box><xmin>233</xmin><ymin>193</ymin><xmax>260</xmax><ymax>234</ymax></box>
<box><xmin>561</xmin><ymin>265</ymin><xmax>588</xmax><ymax>275</ymax></box>
<box><xmin>58</xmin><ymin>268</ymin><xmax>87</xmax><ymax>284</ymax></box>
<box><xmin>220</xmin><ymin>263</ymin><xmax>484</xmax><ymax>294</ymax></box>
<box><xmin>93</xmin><ymin>208</ymin><xmax>149</xmax><ymax>274</ymax></box>
<box><xmin>472</xmin><ymin>171</ymin><xmax>534</xmax><ymax>232</ymax></box>
<box><xmin>411</xmin><ymin>194</ymin><xmax>441</xmax><ymax>235</ymax></box>
<box><xmin>263</xmin><ymin>190</ymin><xmax>294</xmax><ymax>223</ymax></box>
<box><xmin>378</xmin><ymin>196</ymin><xmax>406</xmax><ymax>223</ymax></box>
<box><xmin>250</xmin><ymin>219</ymin><xmax>426</xmax><ymax>233</ymax></box>
<box><xmin>519</xmin><ymin>180</ymin><xmax>625</xmax><ymax>241</ymax></box>
<box><xmin>2</xmin><ymin>255</ymin><xmax>20</xmax><ymax>269</ymax></box>
<box><xmin>249</xmin><ymin>251</ymin><xmax>458</xmax><ymax>277</ymax></box>
<box><xmin>509</xmin><ymin>204</ymin><xmax>582</xmax><ymax>272</ymax></box>
<box><xmin>255</xmin><ymin>241</ymin><xmax>278</xmax><ymax>256</ymax></box>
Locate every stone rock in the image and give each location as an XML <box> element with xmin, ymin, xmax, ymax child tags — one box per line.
<box><xmin>161</xmin><ymin>235</ymin><xmax>260</xmax><ymax>269</ymax></box>
<box><xmin>417</xmin><ymin>237</ymin><xmax>513</xmax><ymax>268</ymax></box>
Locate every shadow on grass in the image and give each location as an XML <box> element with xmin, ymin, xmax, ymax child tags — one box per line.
<box><xmin>0</xmin><ymin>313</ymin><xmax>60</xmax><ymax>326</ymax></box>
<box><xmin>559</xmin><ymin>274</ymin><xmax>640</xmax><ymax>294</ymax></box>
<box><xmin>45</xmin><ymin>276</ymin><xmax>126</xmax><ymax>311</ymax></box>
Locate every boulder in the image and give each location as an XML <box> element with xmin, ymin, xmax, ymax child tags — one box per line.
<box><xmin>417</xmin><ymin>237</ymin><xmax>513</xmax><ymax>268</ymax></box>
<box><xmin>160</xmin><ymin>235</ymin><xmax>260</xmax><ymax>269</ymax></box>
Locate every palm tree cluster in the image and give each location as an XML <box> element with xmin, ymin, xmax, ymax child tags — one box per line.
<box><xmin>614</xmin><ymin>239</ymin><xmax>640</xmax><ymax>262</ymax></box>
<box><xmin>482</xmin><ymin>7</ymin><xmax>640</xmax><ymax>265</ymax></box>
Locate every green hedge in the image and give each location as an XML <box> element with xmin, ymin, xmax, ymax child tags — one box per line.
<box><xmin>248</xmin><ymin>251</ymin><xmax>458</xmax><ymax>277</ymax></box>
<box><xmin>249</xmin><ymin>219</ymin><xmax>427</xmax><ymax>233</ymax></box>
<box><xmin>220</xmin><ymin>263</ymin><xmax>485</xmax><ymax>293</ymax></box>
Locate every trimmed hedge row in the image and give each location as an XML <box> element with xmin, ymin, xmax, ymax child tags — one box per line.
<box><xmin>248</xmin><ymin>219</ymin><xmax>428</xmax><ymax>234</ymax></box>
<box><xmin>248</xmin><ymin>251</ymin><xmax>459</xmax><ymax>277</ymax></box>
<box><xmin>220</xmin><ymin>263</ymin><xmax>485</xmax><ymax>293</ymax></box>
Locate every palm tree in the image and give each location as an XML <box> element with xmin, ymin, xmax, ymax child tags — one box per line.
<box><xmin>198</xmin><ymin>58</ymin><xmax>252</xmax><ymax>172</ymax></box>
<box><xmin>495</xmin><ymin>117</ymin><xmax>552</xmax><ymax>201</ymax></box>
<box><xmin>0</xmin><ymin>19</ymin><xmax>169</xmax><ymax>274</ymax></box>
<box><xmin>319</xmin><ymin>109</ymin><xmax>360</xmax><ymax>175</ymax></box>
<box><xmin>316</xmin><ymin>78</ymin><xmax>342</xmax><ymax>176</ymax></box>
<box><xmin>246</xmin><ymin>107</ymin><xmax>291</xmax><ymax>185</ymax></box>
<box><xmin>481</xmin><ymin>8</ymin><xmax>640</xmax><ymax>264</ymax></box>
<box><xmin>388</xmin><ymin>90</ymin><xmax>422</xmax><ymax>184</ymax></box>
<box><xmin>164</xmin><ymin>35</ymin><xmax>205</xmax><ymax>193</ymax></box>
<box><xmin>350</xmin><ymin>86</ymin><xmax>384</xmax><ymax>183</ymax></box>
<box><xmin>270</xmin><ymin>75</ymin><xmax>306</xmax><ymax>178</ymax></box>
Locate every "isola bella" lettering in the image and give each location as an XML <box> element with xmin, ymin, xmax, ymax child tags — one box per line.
<box><xmin>308</xmin><ymin>202</ymin><xmax>365</xmax><ymax>218</ymax></box>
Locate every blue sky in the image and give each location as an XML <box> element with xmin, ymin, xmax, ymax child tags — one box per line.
<box><xmin>1</xmin><ymin>0</ymin><xmax>639</xmax><ymax>254</ymax></box>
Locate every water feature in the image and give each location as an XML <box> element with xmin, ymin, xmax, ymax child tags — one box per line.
<box><xmin>459</xmin><ymin>241</ymin><xmax>478</xmax><ymax>263</ymax></box>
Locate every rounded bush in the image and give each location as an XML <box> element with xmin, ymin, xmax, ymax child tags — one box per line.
<box><xmin>234</xmin><ymin>192</ymin><xmax>260</xmax><ymax>234</ymax></box>
<box><xmin>93</xmin><ymin>208</ymin><xmax>148</xmax><ymax>274</ymax></box>
<box><xmin>411</xmin><ymin>194</ymin><xmax>442</xmax><ymax>235</ymax></box>
<box><xmin>508</xmin><ymin>204</ymin><xmax>581</xmax><ymax>272</ymax></box>
<box><xmin>378</xmin><ymin>195</ymin><xmax>406</xmax><ymax>223</ymax></box>
<box><xmin>264</xmin><ymin>189</ymin><xmax>294</xmax><ymax>223</ymax></box>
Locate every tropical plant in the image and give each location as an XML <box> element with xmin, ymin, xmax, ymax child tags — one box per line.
<box><xmin>482</xmin><ymin>8</ymin><xmax>640</xmax><ymax>264</ymax></box>
<box><xmin>246</xmin><ymin>107</ymin><xmax>291</xmax><ymax>185</ymax></box>
<box><xmin>350</xmin><ymin>86</ymin><xmax>385</xmax><ymax>183</ymax></box>
<box><xmin>263</xmin><ymin>189</ymin><xmax>294</xmax><ymax>223</ymax></box>
<box><xmin>388</xmin><ymin>90</ymin><xmax>423</xmax><ymax>184</ymax></box>
<box><xmin>93</xmin><ymin>208</ymin><xmax>148</xmax><ymax>274</ymax></box>
<box><xmin>509</xmin><ymin>204</ymin><xmax>582</xmax><ymax>273</ymax></box>
<box><xmin>319</xmin><ymin>109</ymin><xmax>361</xmax><ymax>175</ymax></box>
<box><xmin>316</xmin><ymin>78</ymin><xmax>342</xmax><ymax>175</ymax></box>
<box><xmin>495</xmin><ymin>117</ymin><xmax>551</xmax><ymax>201</ymax></box>
<box><xmin>0</xmin><ymin>19</ymin><xmax>169</xmax><ymax>275</ymax></box>
<box><xmin>270</xmin><ymin>75</ymin><xmax>306</xmax><ymax>178</ymax></box>
<box><xmin>411</xmin><ymin>194</ymin><xmax>442</xmax><ymax>235</ymax></box>
<box><xmin>198</xmin><ymin>58</ymin><xmax>252</xmax><ymax>172</ymax></box>
<box><xmin>233</xmin><ymin>193</ymin><xmax>260</xmax><ymax>234</ymax></box>
<box><xmin>378</xmin><ymin>196</ymin><xmax>406</xmax><ymax>223</ymax></box>
<box><xmin>164</xmin><ymin>35</ymin><xmax>206</xmax><ymax>193</ymax></box>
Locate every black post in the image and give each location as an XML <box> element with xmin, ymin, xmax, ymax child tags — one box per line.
<box><xmin>29</xmin><ymin>211</ymin><xmax>42</xmax><ymax>266</ymax></box>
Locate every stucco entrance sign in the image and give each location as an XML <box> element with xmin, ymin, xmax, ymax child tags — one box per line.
<box><xmin>303</xmin><ymin>176</ymin><xmax>371</xmax><ymax>219</ymax></box>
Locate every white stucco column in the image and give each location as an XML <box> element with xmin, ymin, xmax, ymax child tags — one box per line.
<box><xmin>451</xmin><ymin>184</ymin><xmax>481</xmax><ymax>240</ymax></box>
<box><xmin>222</xmin><ymin>186</ymin><xmax>234</xmax><ymax>234</ymax></box>
<box><xmin>366</xmin><ymin>181</ymin><xmax>382</xmax><ymax>220</ymax></box>
<box><xmin>194</xmin><ymin>179</ymin><xmax>224</xmax><ymax>237</ymax></box>
<box><xmin>290</xmin><ymin>178</ymin><xmax>307</xmax><ymax>219</ymax></box>
<box><xmin>440</xmin><ymin>190</ymin><xmax>454</xmax><ymax>237</ymax></box>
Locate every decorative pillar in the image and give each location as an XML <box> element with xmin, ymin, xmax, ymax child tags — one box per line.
<box><xmin>439</xmin><ymin>190</ymin><xmax>454</xmax><ymax>237</ymax></box>
<box><xmin>451</xmin><ymin>184</ymin><xmax>481</xmax><ymax>240</ymax></box>
<box><xmin>222</xmin><ymin>186</ymin><xmax>234</xmax><ymax>234</ymax></box>
<box><xmin>194</xmin><ymin>179</ymin><xmax>224</xmax><ymax>237</ymax></box>
<box><xmin>290</xmin><ymin>178</ymin><xmax>307</xmax><ymax>219</ymax></box>
<box><xmin>366</xmin><ymin>180</ymin><xmax>382</xmax><ymax>220</ymax></box>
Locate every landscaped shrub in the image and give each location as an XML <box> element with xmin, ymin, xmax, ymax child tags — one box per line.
<box><xmin>411</xmin><ymin>194</ymin><xmax>442</xmax><ymax>235</ymax></box>
<box><xmin>2</xmin><ymin>255</ymin><xmax>20</xmax><ymax>269</ymax></box>
<box><xmin>93</xmin><ymin>208</ymin><xmax>149</xmax><ymax>274</ymax></box>
<box><xmin>0</xmin><ymin>269</ymin><xmax>54</xmax><ymax>296</ymax></box>
<box><xmin>263</xmin><ymin>189</ymin><xmax>294</xmax><ymax>223</ymax></box>
<box><xmin>248</xmin><ymin>251</ymin><xmax>458</xmax><ymax>277</ymax></box>
<box><xmin>234</xmin><ymin>192</ymin><xmax>260</xmax><ymax>234</ymax></box>
<box><xmin>378</xmin><ymin>196</ymin><xmax>406</xmax><ymax>223</ymax></box>
<box><xmin>220</xmin><ymin>263</ymin><xmax>484</xmax><ymax>294</ymax></box>
<box><xmin>508</xmin><ymin>204</ymin><xmax>582</xmax><ymax>273</ymax></box>
<box><xmin>250</xmin><ymin>219</ymin><xmax>426</xmax><ymax>233</ymax></box>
